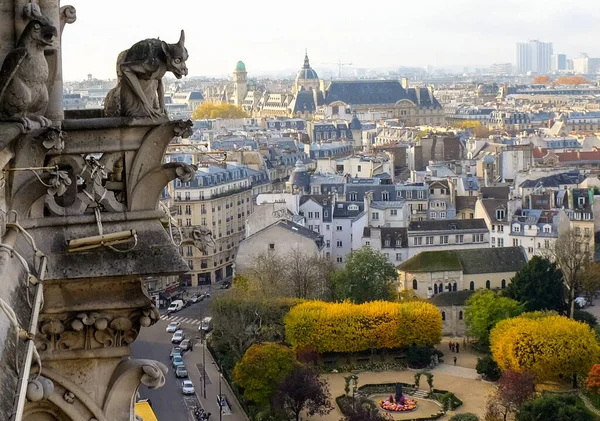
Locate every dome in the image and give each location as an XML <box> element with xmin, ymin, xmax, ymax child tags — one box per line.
<box><xmin>295</xmin><ymin>53</ymin><xmax>319</xmax><ymax>81</ymax></box>
<box><xmin>350</xmin><ymin>114</ymin><xmax>362</xmax><ymax>130</ymax></box>
<box><xmin>287</xmin><ymin>160</ymin><xmax>310</xmax><ymax>193</ymax></box>
<box><xmin>235</xmin><ymin>61</ymin><xmax>246</xmax><ymax>72</ymax></box>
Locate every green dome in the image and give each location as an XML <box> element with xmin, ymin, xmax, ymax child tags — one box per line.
<box><xmin>235</xmin><ymin>61</ymin><xmax>246</xmax><ymax>72</ymax></box>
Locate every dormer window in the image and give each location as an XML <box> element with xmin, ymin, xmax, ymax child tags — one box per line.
<box><xmin>384</xmin><ymin>239</ymin><xmax>391</xmax><ymax>247</ymax></box>
<box><xmin>578</xmin><ymin>197</ymin><xmax>586</xmax><ymax>207</ymax></box>
<box><xmin>396</xmin><ymin>239</ymin><xmax>402</xmax><ymax>246</ymax></box>
<box><xmin>496</xmin><ymin>209</ymin><xmax>505</xmax><ymax>220</ymax></box>
<box><xmin>513</xmin><ymin>224</ymin><xmax>521</xmax><ymax>233</ymax></box>
<box><xmin>382</xmin><ymin>192</ymin><xmax>389</xmax><ymax>201</ymax></box>
<box><xmin>543</xmin><ymin>225</ymin><xmax>551</xmax><ymax>233</ymax></box>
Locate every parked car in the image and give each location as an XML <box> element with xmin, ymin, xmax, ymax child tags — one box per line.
<box><xmin>170</xmin><ymin>346</ymin><xmax>183</xmax><ymax>360</ymax></box>
<box><xmin>180</xmin><ymin>339</ymin><xmax>193</xmax><ymax>352</ymax></box>
<box><xmin>175</xmin><ymin>365</ymin><xmax>188</xmax><ymax>378</ymax></box>
<box><xmin>167</xmin><ymin>300</ymin><xmax>184</xmax><ymax>314</ymax></box>
<box><xmin>166</xmin><ymin>322</ymin><xmax>180</xmax><ymax>333</ymax></box>
<box><xmin>221</xmin><ymin>281</ymin><xmax>231</xmax><ymax>289</ymax></box>
<box><xmin>171</xmin><ymin>330</ymin><xmax>185</xmax><ymax>344</ymax></box>
<box><xmin>172</xmin><ymin>356</ymin><xmax>184</xmax><ymax>369</ymax></box>
<box><xmin>181</xmin><ymin>379</ymin><xmax>195</xmax><ymax>395</ymax></box>
<box><xmin>190</xmin><ymin>295</ymin><xmax>199</xmax><ymax>303</ymax></box>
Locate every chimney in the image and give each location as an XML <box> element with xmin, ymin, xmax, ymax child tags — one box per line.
<box><xmin>401</xmin><ymin>78</ymin><xmax>409</xmax><ymax>90</ymax></box>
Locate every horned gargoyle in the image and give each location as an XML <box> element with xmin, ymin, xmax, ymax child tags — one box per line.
<box><xmin>104</xmin><ymin>30</ymin><xmax>189</xmax><ymax>119</ymax></box>
<box><xmin>0</xmin><ymin>7</ymin><xmax>57</xmax><ymax>131</ymax></box>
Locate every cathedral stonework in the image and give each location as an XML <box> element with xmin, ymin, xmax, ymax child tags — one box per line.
<box><xmin>0</xmin><ymin>2</ymin><xmax>204</xmax><ymax>420</ymax></box>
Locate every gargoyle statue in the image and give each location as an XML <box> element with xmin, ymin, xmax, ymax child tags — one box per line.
<box><xmin>0</xmin><ymin>11</ymin><xmax>57</xmax><ymax>131</ymax></box>
<box><xmin>104</xmin><ymin>30</ymin><xmax>189</xmax><ymax>119</ymax></box>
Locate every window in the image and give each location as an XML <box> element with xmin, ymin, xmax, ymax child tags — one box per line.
<box><xmin>187</xmin><ymin>260</ymin><xmax>194</xmax><ymax>270</ymax></box>
<box><xmin>459</xmin><ymin>311</ymin><xmax>463</xmax><ymax>320</ymax></box>
<box><xmin>528</xmin><ymin>247</ymin><xmax>533</xmax><ymax>253</ymax></box>
<box><xmin>418</xmin><ymin>190</ymin><xmax>425</xmax><ymax>199</ymax></box>
<box><xmin>469</xmin><ymin>281</ymin><xmax>475</xmax><ymax>291</ymax></box>
<box><xmin>326</xmin><ymin>240</ymin><xmax>330</xmax><ymax>248</ymax></box>
<box><xmin>413</xmin><ymin>237</ymin><xmax>423</xmax><ymax>246</ymax></box>
<box><xmin>185</xmin><ymin>218</ymin><xmax>191</xmax><ymax>226</ymax></box>
<box><xmin>412</xmin><ymin>279</ymin><xmax>418</xmax><ymax>290</ymax></box>
<box><xmin>365</xmin><ymin>241</ymin><xmax>370</xmax><ymax>246</ymax></box>
<box><xmin>396</xmin><ymin>253</ymin><xmax>402</xmax><ymax>261</ymax></box>
<box><xmin>315</xmin><ymin>212</ymin><xmax>320</xmax><ymax>219</ymax></box>
<box><xmin>430</xmin><ymin>188</ymin><xmax>434</xmax><ymax>194</ymax></box>
<box><xmin>491</xmin><ymin>237</ymin><xmax>496</xmax><ymax>245</ymax></box>
<box><xmin>501</xmin><ymin>279</ymin><xmax>506</xmax><ymax>289</ymax></box>
<box><xmin>498</xmin><ymin>238</ymin><xmax>504</xmax><ymax>247</ymax></box>
<box><xmin>498</xmin><ymin>225</ymin><xmax>504</xmax><ymax>233</ymax></box>
<box><xmin>513</xmin><ymin>224</ymin><xmax>520</xmax><ymax>233</ymax></box>
<box><xmin>513</xmin><ymin>239</ymin><xmax>519</xmax><ymax>247</ymax></box>
<box><xmin>396</xmin><ymin>239</ymin><xmax>402</xmax><ymax>246</ymax></box>
<box><xmin>473</xmin><ymin>234</ymin><xmax>484</xmax><ymax>242</ymax></box>
<box><xmin>455</xmin><ymin>234</ymin><xmax>464</xmax><ymax>244</ymax></box>
<box><xmin>269</xmin><ymin>243</ymin><xmax>275</xmax><ymax>250</ymax></box>
<box><xmin>544</xmin><ymin>239</ymin><xmax>550</xmax><ymax>248</ymax></box>
<box><xmin>336</xmin><ymin>257</ymin><xmax>343</xmax><ymax>263</ymax></box>
<box><xmin>486</xmin><ymin>280</ymin><xmax>491</xmax><ymax>289</ymax></box>
<box><xmin>308</xmin><ymin>212</ymin><xmax>314</xmax><ymax>218</ymax></box>
<box><xmin>390</xmin><ymin>209</ymin><xmax>398</xmax><ymax>216</ymax></box>
<box><xmin>382</xmin><ymin>192</ymin><xmax>389</xmax><ymax>201</ymax></box>
<box><xmin>385</xmin><ymin>239</ymin><xmax>391</xmax><ymax>247</ymax></box>
<box><xmin>496</xmin><ymin>209</ymin><xmax>505</xmax><ymax>220</ymax></box>
<box><xmin>585</xmin><ymin>227</ymin><xmax>591</xmax><ymax>236</ymax></box>
<box><xmin>440</xmin><ymin>212</ymin><xmax>446</xmax><ymax>218</ymax></box>
<box><xmin>357</xmin><ymin>165</ymin><xmax>362</xmax><ymax>172</ymax></box>
<box><xmin>440</xmin><ymin>235</ymin><xmax>448</xmax><ymax>244</ymax></box>
<box><xmin>426</xmin><ymin>236</ymin><xmax>434</xmax><ymax>245</ymax></box>
<box><xmin>453</xmin><ymin>282</ymin><xmax>457</xmax><ymax>292</ymax></box>
<box><xmin>349</xmin><ymin>192</ymin><xmax>358</xmax><ymax>201</ymax></box>
<box><xmin>187</xmin><ymin>246</ymin><xmax>193</xmax><ymax>256</ymax></box>
<box><xmin>336</xmin><ymin>240</ymin><xmax>343</xmax><ymax>247</ymax></box>
<box><xmin>372</xmin><ymin>212</ymin><xmax>379</xmax><ymax>220</ymax></box>
<box><xmin>185</xmin><ymin>205</ymin><xmax>192</xmax><ymax>215</ymax></box>
<box><xmin>441</xmin><ymin>311</ymin><xmax>446</xmax><ymax>321</ymax></box>
<box><xmin>430</xmin><ymin>212</ymin><xmax>436</xmax><ymax>219</ymax></box>
<box><xmin>336</xmin><ymin>226</ymin><xmax>342</xmax><ymax>231</ymax></box>
<box><xmin>324</xmin><ymin>210</ymin><xmax>328</xmax><ymax>218</ymax></box>
<box><xmin>308</xmin><ymin>225</ymin><xmax>313</xmax><ymax>231</ymax></box>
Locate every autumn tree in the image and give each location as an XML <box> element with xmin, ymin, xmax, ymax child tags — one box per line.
<box><xmin>533</xmin><ymin>75</ymin><xmax>551</xmax><ymax>84</ymax></box>
<box><xmin>505</xmin><ymin>256</ymin><xmax>565</xmax><ymax>313</ymax></box>
<box><xmin>491</xmin><ymin>370</ymin><xmax>536</xmax><ymax>421</ymax></box>
<box><xmin>271</xmin><ymin>365</ymin><xmax>333</xmax><ymax>421</ymax></box>
<box><xmin>192</xmin><ymin>103</ymin><xmax>248</xmax><ymax>120</ymax></box>
<box><xmin>585</xmin><ymin>364</ymin><xmax>600</xmax><ymax>394</ymax></box>
<box><xmin>546</xmin><ymin>229</ymin><xmax>593</xmax><ymax>317</ymax></box>
<box><xmin>464</xmin><ymin>290</ymin><xmax>523</xmax><ymax>347</ymax></box>
<box><xmin>490</xmin><ymin>314</ymin><xmax>600</xmax><ymax>387</ymax></box>
<box><xmin>331</xmin><ymin>246</ymin><xmax>397</xmax><ymax>303</ymax></box>
<box><xmin>555</xmin><ymin>76</ymin><xmax>589</xmax><ymax>85</ymax></box>
<box><xmin>516</xmin><ymin>394</ymin><xmax>594</xmax><ymax>421</ymax></box>
<box><xmin>233</xmin><ymin>343</ymin><xmax>298</xmax><ymax>405</ymax></box>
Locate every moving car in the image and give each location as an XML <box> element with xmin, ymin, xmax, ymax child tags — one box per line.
<box><xmin>172</xmin><ymin>356</ymin><xmax>184</xmax><ymax>369</ymax></box>
<box><xmin>181</xmin><ymin>379</ymin><xmax>195</xmax><ymax>395</ymax></box>
<box><xmin>171</xmin><ymin>330</ymin><xmax>185</xmax><ymax>344</ymax></box>
<box><xmin>180</xmin><ymin>339</ymin><xmax>193</xmax><ymax>352</ymax></box>
<box><xmin>170</xmin><ymin>346</ymin><xmax>183</xmax><ymax>360</ymax></box>
<box><xmin>175</xmin><ymin>365</ymin><xmax>188</xmax><ymax>378</ymax></box>
<box><xmin>167</xmin><ymin>300</ymin><xmax>184</xmax><ymax>314</ymax></box>
<box><xmin>166</xmin><ymin>322</ymin><xmax>180</xmax><ymax>333</ymax></box>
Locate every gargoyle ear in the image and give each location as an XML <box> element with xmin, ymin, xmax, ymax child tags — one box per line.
<box><xmin>161</xmin><ymin>40</ymin><xmax>169</xmax><ymax>57</ymax></box>
<box><xmin>178</xmin><ymin>30</ymin><xmax>185</xmax><ymax>47</ymax></box>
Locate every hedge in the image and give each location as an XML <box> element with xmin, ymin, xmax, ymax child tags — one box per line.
<box><xmin>285</xmin><ymin>300</ymin><xmax>442</xmax><ymax>353</ymax></box>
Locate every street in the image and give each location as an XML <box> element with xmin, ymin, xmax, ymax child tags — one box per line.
<box><xmin>132</xmin><ymin>287</ymin><xmax>247</xmax><ymax>421</ymax></box>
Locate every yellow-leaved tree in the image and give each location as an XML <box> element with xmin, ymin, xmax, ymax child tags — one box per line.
<box><xmin>284</xmin><ymin>300</ymin><xmax>442</xmax><ymax>353</ymax></box>
<box><xmin>192</xmin><ymin>103</ymin><xmax>248</xmax><ymax>120</ymax></box>
<box><xmin>490</xmin><ymin>314</ymin><xmax>600</xmax><ymax>385</ymax></box>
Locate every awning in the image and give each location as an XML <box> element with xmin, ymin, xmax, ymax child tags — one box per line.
<box><xmin>159</xmin><ymin>287</ymin><xmax>185</xmax><ymax>300</ymax></box>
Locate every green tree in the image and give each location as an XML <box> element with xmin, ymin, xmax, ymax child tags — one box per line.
<box><xmin>516</xmin><ymin>394</ymin><xmax>594</xmax><ymax>421</ymax></box>
<box><xmin>233</xmin><ymin>343</ymin><xmax>298</xmax><ymax>405</ymax></box>
<box><xmin>505</xmin><ymin>256</ymin><xmax>566</xmax><ymax>313</ymax></box>
<box><xmin>476</xmin><ymin>354</ymin><xmax>501</xmax><ymax>381</ymax></box>
<box><xmin>331</xmin><ymin>247</ymin><xmax>397</xmax><ymax>303</ymax></box>
<box><xmin>464</xmin><ymin>290</ymin><xmax>523</xmax><ymax>347</ymax></box>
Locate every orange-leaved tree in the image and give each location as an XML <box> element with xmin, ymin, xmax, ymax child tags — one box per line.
<box><xmin>533</xmin><ymin>75</ymin><xmax>551</xmax><ymax>84</ymax></box>
<box><xmin>284</xmin><ymin>300</ymin><xmax>442</xmax><ymax>353</ymax></box>
<box><xmin>192</xmin><ymin>103</ymin><xmax>248</xmax><ymax>120</ymax></box>
<box><xmin>586</xmin><ymin>364</ymin><xmax>600</xmax><ymax>394</ymax></box>
<box><xmin>555</xmin><ymin>76</ymin><xmax>589</xmax><ymax>85</ymax></box>
<box><xmin>490</xmin><ymin>314</ymin><xmax>600</xmax><ymax>386</ymax></box>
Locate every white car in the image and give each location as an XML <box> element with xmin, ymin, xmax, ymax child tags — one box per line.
<box><xmin>171</xmin><ymin>330</ymin><xmax>185</xmax><ymax>344</ymax></box>
<box><xmin>181</xmin><ymin>379</ymin><xmax>195</xmax><ymax>395</ymax></box>
<box><xmin>166</xmin><ymin>322</ymin><xmax>180</xmax><ymax>333</ymax></box>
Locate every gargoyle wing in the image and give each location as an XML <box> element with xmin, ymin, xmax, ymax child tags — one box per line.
<box><xmin>0</xmin><ymin>47</ymin><xmax>28</xmax><ymax>105</ymax></box>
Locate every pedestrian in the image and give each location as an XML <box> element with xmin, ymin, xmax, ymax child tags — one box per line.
<box><xmin>456</xmin><ymin>342</ymin><xmax>460</xmax><ymax>353</ymax></box>
<box><xmin>450</xmin><ymin>342</ymin><xmax>455</xmax><ymax>352</ymax></box>
<box><xmin>448</xmin><ymin>341</ymin><xmax>452</xmax><ymax>351</ymax></box>
<box><xmin>454</xmin><ymin>356</ymin><xmax>457</xmax><ymax>366</ymax></box>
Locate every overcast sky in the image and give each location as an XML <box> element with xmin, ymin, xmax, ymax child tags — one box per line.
<box><xmin>62</xmin><ymin>0</ymin><xmax>600</xmax><ymax>81</ymax></box>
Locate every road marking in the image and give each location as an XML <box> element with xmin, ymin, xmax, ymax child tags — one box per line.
<box><xmin>160</xmin><ymin>315</ymin><xmax>202</xmax><ymax>325</ymax></box>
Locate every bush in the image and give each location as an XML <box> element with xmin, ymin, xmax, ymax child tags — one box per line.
<box><xmin>285</xmin><ymin>300</ymin><xmax>442</xmax><ymax>353</ymax></box>
<box><xmin>407</xmin><ymin>346</ymin><xmax>436</xmax><ymax>369</ymax></box>
<box><xmin>476</xmin><ymin>355</ymin><xmax>501</xmax><ymax>381</ymax></box>
<box><xmin>450</xmin><ymin>414</ymin><xmax>479</xmax><ymax>421</ymax></box>
<box><xmin>439</xmin><ymin>392</ymin><xmax>461</xmax><ymax>411</ymax></box>
<box><xmin>516</xmin><ymin>394</ymin><xmax>595</xmax><ymax>421</ymax></box>
<box><xmin>574</xmin><ymin>309</ymin><xmax>598</xmax><ymax>327</ymax></box>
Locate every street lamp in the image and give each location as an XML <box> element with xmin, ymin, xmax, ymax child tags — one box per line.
<box><xmin>200</xmin><ymin>332</ymin><xmax>207</xmax><ymax>399</ymax></box>
<box><xmin>218</xmin><ymin>372</ymin><xmax>223</xmax><ymax>421</ymax></box>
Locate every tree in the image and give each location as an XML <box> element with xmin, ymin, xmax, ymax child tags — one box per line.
<box><xmin>516</xmin><ymin>394</ymin><xmax>594</xmax><ymax>421</ymax></box>
<box><xmin>490</xmin><ymin>314</ymin><xmax>600</xmax><ymax>385</ymax></box>
<box><xmin>341</xmin><ymin>400</ymin><xmax>391</xmax><ymax>421</ymax></box>
<box><xmin>233</xmin><ymin>343</ymin><xmax>298</xmax><ymax>405</ymax></box>
<box><xmin>505</xmin><ymin>256</ymin><xmax>565</xmax><ymax>313</ymax></box>
<box><xmin>533</xmin><ymin>75</ymin><xmax>551</xmax><ymax>84</ymax></box>
<box><xmin>464</xmin><ymin>290</ymin><xmax>523</xmax><ymax>347</ymax></box>
<box><xmin>450</xmin><ymin>414</ymin><xmax>479</xmax><ymax>421</ymax></box>
<box><xmin>331</xmin><ymin>247</ymin><xmax>397</xmax><ymax>303</ymax></box>
<box><xmin>476</xmin><ymin>354</ymin><xmax>501</xmax><ymax>381</ymax></box>
<box><xmin>493</xmin><ymin>370</ymin><xmax>536</xmax><ymax>421</ymax></box>
<box><xmin>585</xmin><ymin>364</ymin><xmax>600</xmax><ymax>394</ymax></box>
<box><xmin>555</xmin><ymin>76</ymin><xmax>589</xmax><ymax>85</ymax></box>
<box><xmin>574</xmin><ymin>309</ymin><xmax>598</xmax><ymax>327</ymax></box>
<box><xmin>580</xmin><ymin>262</ymin><xmax>600</xmax><ymax>305</ymax></box>
<box><xmin>547</xmin><ymin>229</ymin><xmax>592</xmax><ymax>318</ymax></box>
<box><xmin>271</xmin><ymin>365</ymin><xmax>333</xmax><ymax>421</ymax></box>
<box><xmin>191</xmin><ymin>103</ymin><xmax>248</xmax><ymax>120</ymax></box>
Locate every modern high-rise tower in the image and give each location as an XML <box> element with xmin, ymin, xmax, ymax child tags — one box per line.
<box><xmin>516</xmin><ymin>40</ymin><xmax>553</xmax><ymax>74</ymax></box>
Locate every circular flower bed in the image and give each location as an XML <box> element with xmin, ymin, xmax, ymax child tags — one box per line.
<box><xmin>379</xmin><ymin>396</ymin><xmax>418</xmax><ymax>412</ymax></box>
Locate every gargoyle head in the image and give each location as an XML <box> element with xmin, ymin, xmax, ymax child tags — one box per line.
<box><xmin>161</xmin><ymin>30</ymin><xmax>189</xmax><ymax>79</ymax></box>
<box><xmin>19</xmin><ymin>15</ymin><xmax>58</xmax><ymax>49</ymax></box>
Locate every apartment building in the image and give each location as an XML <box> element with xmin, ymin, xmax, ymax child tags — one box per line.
<box><xmin>406</xmin><ymin>219</ymin><xmax>489</xmax><ymax>258</ymax></box>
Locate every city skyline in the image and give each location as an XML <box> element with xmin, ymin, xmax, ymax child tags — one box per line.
<box><xmin>61</xmin><ymin>0</ymin><xmax>600</xmax><ymax>81</ymax></box>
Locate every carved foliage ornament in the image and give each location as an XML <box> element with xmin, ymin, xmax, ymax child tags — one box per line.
<box><xmin>35</xmin><ymin>307</ymin><xmax>159</xmax><ymax>353</ymax></box>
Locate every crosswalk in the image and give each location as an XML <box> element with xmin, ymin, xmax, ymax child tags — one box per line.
<box><xmin>160</xmin><ymin>314</ymin><xmax>201</xmax><ymax>325</ymax></box>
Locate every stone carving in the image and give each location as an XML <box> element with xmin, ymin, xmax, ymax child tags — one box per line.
<box><xmin>104</xmin><ymin>30</ymin><xmax>189</xmax><ymax>119</ymax></box>
<box><xmin>0</xmin><ymin>9</ymin><xmax>57</xmax><ymax>131</ymax></box>
<box><xmin>179</xmin><ymin>225</ymin><xmax>214</xmax><ymax>253</ymax></box>
<box><xmin>63</xmin><ymin>391</ymin><xmax>75</xmax><ymax>404</ymax></box>
<box><xmin>35</xmin><ymin>307</ymin><xmax>159</xmax><ymax>353</ymax></box>
<box><xmin>38</xmin><ymin>127</ymin><xmax>65</xmax><ymax>151</ymax></box>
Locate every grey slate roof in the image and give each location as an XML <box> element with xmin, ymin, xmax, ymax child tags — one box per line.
<box><xmin>455</xmin><ymin>196</ymin><xmax>478</xmax><ymax>212</ymax></box>
<box><xmin>480</xmin><ymin>186</ymin><xmax>510</xmax><ymax>199</ymax></box>
<box><xmin>325</xmin><ymin>80</ymin><xmax>409</xmax><ymax>105</ymax></box>
<box><xmin>429</xmin><ymin>290</ymin><xmax>475</xmax><ymax>307</ymax></box>
<box><xmin>245</xmin><ymin>219</ymin><xmax>324</xmax><ymax>249</ymax></box>
<box><xmin>380</xmin><ymin>227</ymin><xmax>408</xmax><ymax>248</ymax></box>
<box><xmin>454</xmin><ymin>247</ymin><xmax>527</xmax><ymax>274</ymax></box>
<box><xmin>480</xmin><ymin>198</ymin><xmax>509</xmax><ymax>224</ymax></box>
<box><xmin>333</xmin><ymin>202</ymin><xmax>364</xmax><ymax>218</ymax></box>
<box><xmin>408</xmin><ymin>219</ymin><xmax>488</xmax><ymax>232</ymax></box>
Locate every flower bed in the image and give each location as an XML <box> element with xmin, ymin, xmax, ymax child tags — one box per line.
<box><xmin>379</xmin><ymin>396</ymin><xmax>418</xmax><ymax>412</ymax></box>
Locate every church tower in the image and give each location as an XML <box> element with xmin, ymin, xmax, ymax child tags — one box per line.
<box><xmin>233</xmin><ymin>61</ymin><xmax>248</xmax><ymax>106</ymax></box>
